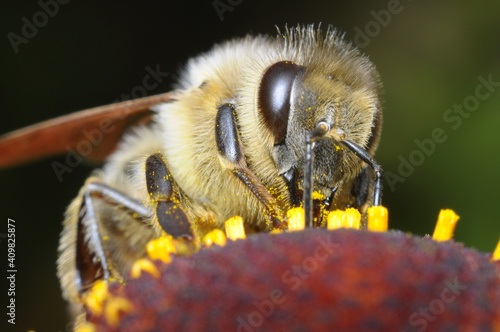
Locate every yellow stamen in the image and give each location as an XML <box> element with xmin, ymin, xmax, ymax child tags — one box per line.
<box><xmin>146</xmin><ymin>236</ymin><xmax>177</xmax><ymax>263</ymax></box>
<box><xmin>225</xmin><ymin>216</ymin><xmax>246</xmax><ymax>240</ymax></box>
<box><xmin>130</xmin><ymin>258</ymin><xmax>160</xmax><ymax>279</ymax></box>
<box><xmin>287</xmin><ymin>208</ymin><xmax>305</xmax><ymax>231</ymax></box>
<box><xmin>82</xmin><ymin>280</ymin><xmax>109</xmax><ymax>315</ymax></box>
<box><xmin>344</xmin><ymin>208</ymin><xmax>361</xmax><ymax>229</ymax></box>
<box><xmin>270</xmin><ymin>229</ymin><xmax>284</xmax><ymax>234</ymax></box>
<box><xmin>491</xmin><ymin>237</ymin><xmax>500</xmax><ymax>261</ymax></box>
<box><xmin>327</xmin><ymin>210</ymin><xmax>343</xmax><ymax>229</ymax></box>
<box><xmin>327</xmin><ymin>208</ymin><xmax>361</xmax><ymax>229</ymax></box>
<box><xmin>432</xmin><ymin>209</ymin><xmax>460</xmax><ymax>241</ymax></box>
<box><xmin>203</xmin><ymin>229</ymin><xmax>227</xmax><ymax>247</ymax></box>
<box><xmin>75</xmin><ymin>322</ymin><xmax>96</xmax><ymax>332</ymax></box>
<box><xmin>105</xmin><ymin>297</ymin><xmax>134</xmax><ymax>328</ymax></box>
<box><xmin>367</xmin><ymin>206</ymin><xmax>389</xmax><ymax>232</ymax></box>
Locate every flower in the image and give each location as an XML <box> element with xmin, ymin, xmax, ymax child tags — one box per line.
<box><xmin>79</xmin><ymin>208</ymin><xmax>500</xmax><ymax>332</ymax></box>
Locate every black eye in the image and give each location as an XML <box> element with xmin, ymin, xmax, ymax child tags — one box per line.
<box><xmin>258</xmin><ymin>61</ymin><xmax>301</xmax><ymax>145</ymax></box>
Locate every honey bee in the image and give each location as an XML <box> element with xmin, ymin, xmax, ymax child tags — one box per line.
<box><xmin>0</xmin><ymin>24</ymin><xmax>383</xmax><ymax>319</ymax></box>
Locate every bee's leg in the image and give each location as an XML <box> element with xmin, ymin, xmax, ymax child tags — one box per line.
<box><xmin>340</xmin><ymin>139</ymin><xmax>383</xmax><ymax>207</ymax></box>
<box><xmin>215</xmin><ymin>103</ymin><xmax>283</xmax><ymax>229</ymax></box>
<box><xmin>77</xmin><ymin>156</ymin><xmax>194</xmax><ymax>294</ymax></box>
<box><xmin>283</xmin><ymin>166</ymin><xmax>301</xmax><ymax>207</ymax></box>
<box><xmin>303</xmin><ymin>123</ymin><xmax>331</xmax><ymax>227</ymax></box>
<box><xmin>145</xmin><ymin>153</ymin><xmax>193</xmax><ymax>238</ymax></box>
<box><xmin>323</xmin><ymin>187</ymin><xmax>338</xmax><ymax>211</ymax></box>
<box><xmin>350</xmin><ymin>166</ymin><xmax>371</xmax><ymax>209</ymax></box>
<box><xmin>76</xmin><ymin>182</ymin><xmax>150</xmax><ymax>294</ymax></box>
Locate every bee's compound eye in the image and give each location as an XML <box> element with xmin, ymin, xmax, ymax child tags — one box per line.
<box><xmin>258</xmin><ymin>61</ymin><xmax>301</xmax><ymax>145</ymax></box>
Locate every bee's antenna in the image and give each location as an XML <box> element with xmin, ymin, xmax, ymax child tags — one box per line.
<box><xmin>304</xmin><ymin>122</ymin><xmax>330</xmax><ymax>228</ymax></box>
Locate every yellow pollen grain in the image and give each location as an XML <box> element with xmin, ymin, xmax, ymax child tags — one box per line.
<box><xmin>203</xmin><ymin>229</ymin><xmax>227</xmax><ymax>247</ymax></box>
<box><xmin>225</xmin><ymin>216</ymin><xmax>246</xmax><ymax>240</ymax></box>
<box><xmin>491</xmin><ymin>237</ymin><xmax>500</xmax><ymax>261</ymax></box>
<box><xmin>432</xmin><ymin>209</ymin><xmax>460</xmax><ymax>241</ymax></box>
<box><xmin>327</xmin><ymin>208</ymin><xmax>361</xmax><ymax>229</ymax></box>
<box><xmin>367</xmin><ymin>206</ymin><xmax>388</xmax><ymax>232</ymax></box>
<box><xmin>146</xmin><ymin>236</ymin><xmax>177</xmax><ymax>263</ymax></box>
<box><xmin>105</xmin><ymin>297</ymin><xmax>134</xmax><ymax>328</ymax></box>
<box><xmin>130</xmin><ymin>258</ymin><xmax>160</xmax><ymax>279</ymax></box>
<box><xmin>83</xmin><ymin>280</ymin><xmax>109</xmax><ymax>315</ymax></box>
<box><xmin>287</xmin><ymin>208</ymin><xmax>305</xmax><ymax>231</ymax></box>
<box><xmin>312</xmin><ymin>191</ymin><xmax>325</xmax><ymax>200</ymax></box>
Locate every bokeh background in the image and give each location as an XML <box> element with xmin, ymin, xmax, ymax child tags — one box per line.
<box><xmin>1</xmin><ymin>0</ymin><xmax>499</xmax><ymax>330</ymax></box>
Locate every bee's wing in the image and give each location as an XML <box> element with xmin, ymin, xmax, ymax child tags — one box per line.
<box><xmin>0</xmin><ymin>93</ymin><xmax>174</xmax><ymax>168</ymax></box>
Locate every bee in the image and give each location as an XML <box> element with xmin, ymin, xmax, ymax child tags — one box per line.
<box><xmin>0</xmin><ymin>24</ymin><xmax>383</xmax><ymax>319</ymax></box>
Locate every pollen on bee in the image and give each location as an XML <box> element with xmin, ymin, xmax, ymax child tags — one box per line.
<box><xmin>130</xmin><ymin>258</ymin><xmax>160</xmax><ymax>279</ymax></box>
<box><xmin>491</xmin><ymin>237</ymin><xmax>500</xmax><ymax>262</ymax></box>
<box><xmin>312</xmin><ymin>191</ymin><xmax>325</xmax><ymax>200</ymax></box>
<box><xmin>82</xmin><ymin>280</ymin><xmax>110</xmax><ymax>316</ymax></box>
<box><xmin>203</xmin><ymin>229</ymin><xmax>227</xmax><ymax>247</ymax></box>
<box><xmin>432</xmin><ymin>209</ymin><xmax>460</xmax><ymax>241</ymax></box>
<box><xmin>367</xmin><ymin>206</ymin><xmax>389</xmax><ymax>232</ymax></box>
<box><xmin>287</xmin><ymin>207</ymin><xmax>305</xmax><ymax>231</ymax></box>
<box><xmin>327</xmin><ymin>208</ymin><xmax>361</xmax><ymax>230</ymax></box>
<box><xmin>146</xmin><ymin>236</ymin><xmax>177</xmax><ymax>263</ymax></box>
<box><xmin>225</xmin><ymin>216</ymin><xmax>246</xmax><ymax>240</ymax></box>
<box><xmin>105</xmin><ymin>297</ymin><xmax>134</xmax><ymax>328</ymax></box>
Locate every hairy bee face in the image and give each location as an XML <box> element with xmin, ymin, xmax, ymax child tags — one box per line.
<box><xmin>259</xmin><ymin>40</ymin><xmax>382</xmax><ymax>207</ymax></box>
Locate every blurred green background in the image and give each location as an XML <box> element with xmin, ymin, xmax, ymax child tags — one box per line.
<box><xmin>0</xmin><ymin>0</ymin><xmax>499</xmax><ymax>330</ymax></box>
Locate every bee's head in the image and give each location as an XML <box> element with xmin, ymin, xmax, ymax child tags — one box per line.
<box><xmin>257</xmin><ymin>59</ymin><xmax>382</xmax><ymax>207</ymax></box>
